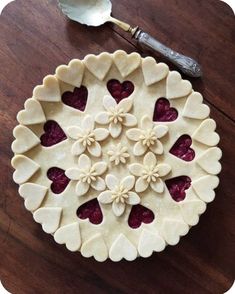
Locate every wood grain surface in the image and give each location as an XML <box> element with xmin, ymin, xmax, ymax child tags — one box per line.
<box><xmin>0</xmin><ymin>0</ymin><xmax>234</xmax><ymax>293</ymax></box>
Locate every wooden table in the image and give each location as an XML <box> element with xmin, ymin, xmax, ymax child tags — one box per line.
<box><xmin>0</xmin><ymin>1</ymin><xmax>234</xmax><ymax>293</ymax></box>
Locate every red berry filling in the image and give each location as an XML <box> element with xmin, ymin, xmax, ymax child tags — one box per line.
<box><xmin>47</xmin><ymin>167</ymin><xmax>70</xmax><ymax>194</ymax></box>
<box><xmin>77</xmin><ymin>199</ymin><xmax>103</xmax><ymax>225</ymax></box>
<box><xmin>170</xmin><ymin>135</ymin><xmax>195</xmax><ymax>161</ymax></box>
<box><xmin>62</xmin><ymin>86</ymin><xmax>88</xmax><ymax>111</ymax></box>
<box><xmin>40</xmin><ymin>120</ymin><xmax>67</xmax><ymax>147</ymax></box>
<box><xmin>107</xmin><ymin>79</ymin><xmax>134</xmax><ymax>103</ymax></box>
<box><xmin>128</xmin><ymin>205</ymin><xmax>154</xmax><ymax>229</ymax></box>
<box><xmin>153</xmin><ymin>98</ymin><xmax>178</xmax><ymax>122</ymax></box>
<box><xmin>165</xmin><ymin>176</ymin><xmax>191</xmax><ymax>202</ymax></box>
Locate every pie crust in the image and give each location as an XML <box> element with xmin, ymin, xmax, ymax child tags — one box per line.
<box><xmin>11</xmin><ymin>50</ymin><xmax>222</xmax><ymax>262</ymax></box>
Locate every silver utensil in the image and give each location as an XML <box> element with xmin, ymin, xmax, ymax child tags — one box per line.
<box><xmin>59</xmin><ymin>0</ymin><xmax>202</xmax><ymax>77</ymax></box>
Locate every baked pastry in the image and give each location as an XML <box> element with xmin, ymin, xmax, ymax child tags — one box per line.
<box><xmin>11</xmin><ymin>50</ymin><xmax>222</xmax><ymax>261</ymax></box>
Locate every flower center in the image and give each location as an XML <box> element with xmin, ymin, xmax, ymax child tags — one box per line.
<box><xmin>78</xmin><ymin>131</ymin><xmax>95</xmax><ymax>147</ymax></box>
<box><xmin>111</xmin><ymin>185</ymin><xmax>129</xmax><ymax>203</ymax></box>
<box><xmin>108</xmin><ymin>107</ymin><xmax>125</xmax><ymax>124</ymax></box>
<box><xmin>142</xmin><ymin>166</ymin><xmax>159</xmax><ymax>183</ymax></box>
<box><xmin>79</xmin><ymin>166</ymin><xmax>97</xmax><ymax>184</ymax></box>
<box><xmin>140</xmin><ymin>129</ymin><xmax>157</xmax><ymax>147</ymax></box>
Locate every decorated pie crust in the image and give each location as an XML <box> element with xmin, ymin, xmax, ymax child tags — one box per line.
<box><xmin>11</xmin><ymin>50</ymin><xmax>222</xmax><ymax>262</ymax></box>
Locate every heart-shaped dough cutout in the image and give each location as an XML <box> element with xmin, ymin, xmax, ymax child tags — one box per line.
<box><xmin>169</xmin><ymin>135</ymin><xmax>195</xmax><ymax>162</ymax></box>
<box><xmin>11</xmin><ymin>155</ymin><xmax>40</xmax><ymax>184</ymax></box>
<box><xmin>33</xmin><ymin>207</ymin><xmax>62</xmax><ymax>234</ymax></box>
<box><xmin>138</xmin><ymin>229</ymin><xmax>166</xmax><ymax>257</ymax></box>
<box><xmin>33</xmin><ymin>75</ymin><xmax>61</xmax><ymax>102</ymax></box>
<box><xmin>196</xmin><ymin>147</ymin><xmax>222</xmax><ymax>175</ymax></box>
<box><xmin>12</xmin><ymin>125</ymin><xmax>40</xmax><ymax>154</ymax></box>
<box><xmin>128</xmin><ymin>204</ymin><xmax>154</xmax><ymax>228</ymax></box>
<box><xmin>19</xmin><ymin>183</ymin><xmax>48</xmax><ymax>211</ymax></box>
<box><xmin>192</xmin><ymin>175</ymin><xmax>219</xmax><ymax>202</ymax></box>
<box><xmin>182</xmin><ymin>92</ymin><xmax>210</xmax><ymax>119</ymax></box>
<box><xmin>180</xmin><ymin>199</ymin><xmax>206</xmax><ymax>226</ymax></box>
<box><xmin>153</xmin><ymin>98</ymin><xmax>178</xmax><ymax>122</ymax></box>
<box><xmin>56</xmin><ymin>59</ymin><xmax>85</xmax><ymax>87</ymax></box>
<box><xmin>113</xmin><ymin>50</ymin><xmax>141</xmax><ymax>78</ymax></box>
<box><xmin>84</xmin><ymin>52</ymin><xmax>112</xmax><ymax>80</ymax></box>
<box><xmin>81</xmin><ymin>233</ymin><xmax>108</xmax><ymax>262</ymax></box>
<box><xmin>192</xmin><ymin>119</ymin><xmax>220</xmax><ymax>146</ymax></box>
<box><xmin>17</xmin><ymin>98</ymin><xmax>46</xmax><ymax>125</ymax></box>
<box><xmin>54</xmin><ymin>222</ymin><xmax>81</xmax><ymax>252</ymax></box>
<box><xmin>161</xmin><ymin>219</ymin><xmax>189</xmax><ymax>245</ymax></box>
<box><xmin>142</xmin><ymin>57</ymin><xmax>169</xmax><ymax>86</ymax></box>
<box><xmin>166</xmin><ymin>71</ymin><xmax>192</xmax><ymax>99</ymax></box>
<box><xmin>77</xmin><ymin>198</ymin><xmax>103</xmax><ymax>224</ymax></box>
<box><xmin>109</xmin><ymin>234</ymin><xmax>137</xmax><ymax>261</ymax></box>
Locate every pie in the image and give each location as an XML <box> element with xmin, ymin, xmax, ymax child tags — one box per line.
<box><xmin>11</xmin><ymin>50</ymin><xmax>222</xmax><ymax>261</ymax></box>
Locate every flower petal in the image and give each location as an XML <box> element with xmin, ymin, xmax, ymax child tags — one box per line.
<box><xmin>118</xmin><ymin>98</ymin><xmax>133</xmax><ymax>112</ymax></box>
<box><xmin>128</xmin><ymin>163</ymin><xmax>143</xmax><ymax>177</ymax></box>
<box><xmin>95</xmin><ymin>112</ymin><xmax>110</xmax><ymax>124</ymax></box>
<box><xmin>126</xmin><ymin>192</ymin><xmax>140</xmax><ymax>205</ymax></box>
<box><xmin>103</xmin><ymin>95</ymin><xmax>117</xmax><ymax>111</ymax></box>
<box><xmin>87</xmin><ymin>142</ymin><xmax>102</xmax><ymax>157</ymax></box>
<box><xmin>78</xmin><ymin>154</ymin><xmax>91</xmax><ymax>170</ymax></box>
<box><xmin>123</xmin><ymin>113</ymin><xmax>137</xmax><ymax>127</ymax></box>
<box><xmin>106</xmin><ymin>174</ymin><xmax>119</xmax><ymax>190</ymax></box>
<box><xmin>109</xmin><ymin>122</ymin><xmax>122</xmax><ymax>138</ymax></box>
<box><xmin>157</xmin><ymin>164</ymin><xmax>172</xmax><ymax>177</ymax></box>
<box><xmin>149</xmin><ymin>140</ymin><xmax>163</xmax><ymax>155</ymax></box>
<box><xmin>71</xmin><ymin>141</ymin><xmax>86</xmax><ymax>156</ymax></box>
<box><xmin>121</xmin><ymin>175</ymin><xmax>135</xmax><ymax>191</ymax></box>
<box><xmin>65</xmin><ymin>168</ymin><xmax>81</xmax><ymax>180</ymax></box>
<box><xmin>135</xmin><ymin>177</ymin><xmax>149</xmax><ymax>193</ymax></box>
<box><xmin>153</xmin><ymin>125</ymin><xmax>168</xmax><ymax>139</ymax></box>
<box><xmin>141</xmin><ymin>115</ymin><xmax>152</xmax><ymax>129</ymax></box>
<box><xmin>133</xmin><ymin>141</ymin><xmax>147</xmax><ymax>156</ymax></box>
<box><xmin>67</xmin><ymin>126</ymin><xmax>82</xmax><ymax>140</ymax></box>
<box><xmin>143</xmin><ymin>152</ymin><xmax>157</xmax><ymax>166</ymax></box>
<box><xmin>94</xmin><ymin>128</ymin><xmax>109</xmax><ymax>141</ymax></box>
<box><xmin>98</xmin><ymin>191</ymin><xmax>113</xmax><ymax>203</ymax></box>
<box><xmin>126</xmin><ymin>128</ymin><xmax>142</xmax><ymax>141</ymax></box>
<box><xmin>91</xmin><ymin>177</ymin><xmax>106</xmax><ymax>191</ymax></box>
<box><xmin>150</xmin><ymin>178</ymin><xmax>164</xmax><ymax>193</ymax></box>
<box><xmin>75</xmin><ymin>181</ymin><xmax>90</xmax><ymax>196</ymax></box>
<box><xmin>112</xmin><ymin>201</ymin><xmax>125</xmax><ymax>217</ymax></box>
<box><xmin>92</xmin><ymin>162</ymin><xmax>107</xmax><ymax>175</ymax></box>
<box><xmin>82</xmin><ymin>115</ymin><xmax>94</xmax><ymax>131</ymax></box>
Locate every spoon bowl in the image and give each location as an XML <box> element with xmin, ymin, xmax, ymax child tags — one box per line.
<box><xmin>59</xmin><ymin>0</ymin><xmax>112</xmax><ymax>27</ymax></box>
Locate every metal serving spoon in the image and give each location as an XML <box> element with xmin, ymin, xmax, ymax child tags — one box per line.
<box><xmin>59</xmin><ymin>0</ymin><xmax>202</xmax><ymax>77</ymax></box>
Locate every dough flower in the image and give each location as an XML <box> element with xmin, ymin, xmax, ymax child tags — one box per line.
<box><xmin>107</xmin><ymin>143</ymin><xmax>130</xmax><ymax>165</ymax></box>
<box><xmin>98</xmin><ymin>174</ymin><xmax>140</xmax><ymax>216</ymax></box>
<box><xmin>126</xmin><ymin>115</ymin><xmax>168</xmax><ymax>156</ymax></box>
<box><xmin>67</xmin><ymin>115</ymin><xmax>109</xmax><ymax>157</ymax></box>
<box><xmin>129</xmin><ymin>152</ymin><xmax>171</xmax><ymax>193</ymax></box>
<box><xmin>66</xmin><ymin>154</ymin><xmax>107</xmax><ymax>196</ymax></box>
<box><xmin>95</xmin><ymin>95</ymin><xmax>137</xmax><ymax>138</ymax></box>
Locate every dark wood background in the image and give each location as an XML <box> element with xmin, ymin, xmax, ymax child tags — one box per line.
<box><xmin>0</xmin><ymin>0</ymin><xmax>234</xmax><ymax>293</ymax></box>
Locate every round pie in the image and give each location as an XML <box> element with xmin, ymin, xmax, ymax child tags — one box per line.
<box><xmin>11</xmin><ymin>50</ymin><xmax>222</xmax><ymax>261</ymax></box>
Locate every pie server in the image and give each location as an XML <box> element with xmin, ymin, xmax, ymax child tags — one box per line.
<box><xmin>58</xmin><ymin>0</ymin><xmax>202</xmax><ymax>78</ymax></box>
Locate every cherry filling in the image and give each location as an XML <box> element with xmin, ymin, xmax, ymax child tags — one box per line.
<box><xmin>40</xmin><ymin>120</ymin><xmax>67</xmax><ymax>147</ymax></box>
<box><xmin>62</xmin><ymin>86</ymin><xmax>88</xmax><ymax>111</ymax></box>
<box><xmin>107</xmin><ymin>79</ymin><xmax>134</xmax><ymax>103</ymax></box>
<box><xmin>47</xmin><ymin>167</ymin><xmax>70</xmax><ymax>194</ymax></box>
<box><xmin>153</xmin><ymin>98</ymin><xmax>178</xmax><ymax>122</ymax></box>
<box><xmin>128</xmin><ymin>205</ymin><xmax>154</xmax><ymax>229</ymax></box>
<box><xmin>165</xmin><ymin>176</ymin><xmax>191</xmax><ymax>202</ymax></box>
<box><xmin>77</xmin><ymin>199</ymin><xmax>103</xmax><ymax>225</ymax></box>
<box><xmin>170</xmin><ymin>135</ymin><xmax>195</xmax><ymax>161</ymax></box>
